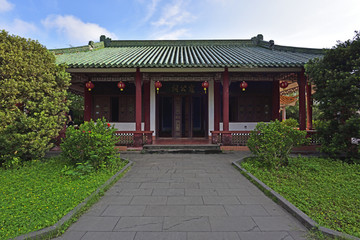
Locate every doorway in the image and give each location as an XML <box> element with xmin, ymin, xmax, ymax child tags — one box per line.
<box><xmin>157</xmin><ymin>92</ymin><xmax>207</xmax><ymax>138</ymax></box>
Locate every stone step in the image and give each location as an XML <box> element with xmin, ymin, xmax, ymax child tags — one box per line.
<box><xmin>143</xmin><ymin>144</ymin><xmax>221</xmax><ymax>154</ymax></box>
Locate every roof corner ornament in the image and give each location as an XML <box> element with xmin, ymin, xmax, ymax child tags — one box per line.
<box><xmin>88</xmin><ymin>41</ymin><xmax>94</xmax><ymax>50</ymax></box>
<box><xmin>269</xmin><ymin>40</ymin><xmax>275</xmax><ymax>50</ymax></box>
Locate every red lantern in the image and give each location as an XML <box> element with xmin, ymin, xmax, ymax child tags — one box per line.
<box><xmin>155</xmin><ymin>81</ymin><xmax>162</xmax><ymax>94</ymax></box>
<box><xmin>240</xmin><ymin>81</ymin><xmax>248</xmax><ymax>91</ymax></box>
<box><xmin>117</xmin><ymin>81</ymin><xmax>125</xmax><ymax>91</ymax></box>
<box><xmin>280</xmin><ymin>81</ymin><xmax>289</xmax><ymax>89</ymax></box>
<box><xmin>202</xmin><ymin>81</ymin><xmax>209</xmax><ymax>94</ymax></box>
<box><xmin>85</xmin><ymin>81</ymin><xmax>94</xmax><ymax>91</ymax></box>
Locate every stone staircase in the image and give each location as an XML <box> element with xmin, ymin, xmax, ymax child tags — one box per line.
<box><xmin>142</xmin><ymin>144</ymin><xmax>221</xmax><ymax>154</ymax></box>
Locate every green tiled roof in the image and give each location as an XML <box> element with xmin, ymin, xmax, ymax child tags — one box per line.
<box><xmin>53</xmin><ymin>35</ymin><xmax>324</xmax><ymax>69</ymax></box>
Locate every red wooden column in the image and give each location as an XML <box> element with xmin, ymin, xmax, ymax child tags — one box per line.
<box><xmin>134</xmin><ymin>68</ymin><xmax>142</xmax><ymax>146</ymax></box>
<box><xmin>306</xmin><ymin>81</ymin><xmax>313</xmax><ymax>130</ymax></box>
<box><xmin>84</xmin><ymin>82</ymin><xmax>92</xmax><ymax>121</ymax></box>
<box><xmin>272</xmin><ymin>79</ymin><xmax>280</xmax><ymax>121</ymax></box>
<box><xmin>298</xmin><ymin>69</ymin><xmax>306</xmax><ymax>130</ymax></box>
<box><xmin>143</xmin><ymin>80</ymin><xmax>152</xmax><ymax>144</ymax></box>
<box><xmin>214</xmin><ymin>81</ymin><xmax>220</xmax><ymax>131</ymax></box>
<box><xmin>222</xmin><ymin>68</ymin><xmax>231</xmax><ymax>145</ymax></box>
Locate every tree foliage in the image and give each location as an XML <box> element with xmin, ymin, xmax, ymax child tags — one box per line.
<box><xmin>0</xmin><ymin>30</ymin><xmax>71</xmax><ymax>167</ymax></box>
<box><xmin>305</xmin><ymin>31</ymin><xmax>360</xmax><ymax>163</ymax></box>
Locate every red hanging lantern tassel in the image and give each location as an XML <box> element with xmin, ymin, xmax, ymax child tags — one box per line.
<box><xmin>117</xmin><ymin>81</ymin><xmax>126</xmax><ymax>91</ymax></box>
<box><xmin>201</xmin><ymin>81</ymin><xmax>209</xmax><ymax>94</ymax></box>
<box><xmin>155</xmin><ymin>81</ymin><xmax>162</xmax><ymax>94</ymax></box>
<box><xmin>85</xmin><ymin>81</ymin><xmax>94</xmax><ymax>91</ymax></box>
<box><xmin>240</xmin><ymin>81</ymin><xmax>248</xmax><ymax>91</ymax></box>
<box><xmin>280</xmin><ymin>81</ymin><xmax>289</xmax><ymax>89</ymax></box>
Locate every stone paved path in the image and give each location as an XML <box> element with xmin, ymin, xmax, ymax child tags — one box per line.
<box><xmin>56</xmin><ymin>152</ymin><xmax>308</xmax><ymax>240</ymax></box>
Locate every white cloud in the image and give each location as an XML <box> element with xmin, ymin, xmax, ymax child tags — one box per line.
<box><xmin>154</xmin><ymin>28</ymin><xmax>190</xmax><ymax>40</ymax></box>
<box><xmin>0</xmin><ymin>0</ymin><xmax>14</xmax><ymax>12</ymax></box>
<box><xmin>143</xmin><ymin>0</ymin><xmax>161</xmax><ymax>22</ymax></box>
<box><xmin>152</xmin><ymin>0</ymin><xmax>196</xmax><ymax>28</ymax></box>
<box><xmin>41</xmin><ymin>15</ymin><xmax>117</xmax><ymax>45</ymax></box>
<box><xmin>2</xmin><ymin>19</ymin><xmax>37</xmax><ymax>37</ymax></box>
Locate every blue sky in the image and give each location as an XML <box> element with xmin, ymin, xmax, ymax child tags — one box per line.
<box><xmin>0</xmin><ymin>0</ymin><xmax>359</xmax><ymax>49</ymax></box>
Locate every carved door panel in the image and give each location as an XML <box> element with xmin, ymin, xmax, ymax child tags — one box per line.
<box><xmin>173</xmin><ymin>96</ymin><xmax>182</xmax><ymax>138</ymax></box>
<box><xmin>93</xmin><ymin>96</ymin><xmax>110</xmax><ymax>120</ymax></box>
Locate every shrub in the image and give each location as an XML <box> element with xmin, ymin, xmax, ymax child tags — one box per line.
<box><xmin>247</xmin><ymin>120</ymin><xmax>308</xmax><ymax>168</ymax></box>
<box><xmin>60</xmin><ymin>118</ymin><xmax>119</xmax><ymax>171</ymax></box>
<box><xmin>0</xmin><ymin>30</ymin><xmax>70</xmax><ymax>167</ymax></box>
<box><xmin>281</xmin><ymin>118</ymin><xmax>299</xmax><ymax>128</ymax></box>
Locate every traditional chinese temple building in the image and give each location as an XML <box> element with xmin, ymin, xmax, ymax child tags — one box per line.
<box><xmin>54</xmin><ymin>34</ymin><xmax>323</xmax><ymax>147</ymax></box>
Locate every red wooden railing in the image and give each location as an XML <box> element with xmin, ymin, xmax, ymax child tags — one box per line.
<box><xmin>211</xmin><ymin>130</ymin><xmax>320</xmax><ymax>146</ymax></box>
<box><xmin>114</xmin><ymin>131</ymin><xmax>153</xmax><ymax>146</ymax></box>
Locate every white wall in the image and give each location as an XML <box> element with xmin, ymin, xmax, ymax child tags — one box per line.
<box><xmin>208</xmin><ymin>79</ymin><xmax>214</xmax><ymax>136</ymax></box>
<box><xmin>111</xmin><ymin>122</ymin><xmax>144</xmax><ymax>131</ymax></box>
<box><xmin>219</xmin><ymin>122</ymin><xmax>260</xmax><ymax>131</ymax></box>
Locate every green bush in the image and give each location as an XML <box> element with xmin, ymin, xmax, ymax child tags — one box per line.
<box><xmin>0</xmin><ymin>30</ymin><xmax>70</xmax><ymax>167</ymax></box>
<box><xmin>60</xmin><ymin>118</ymin><xmax>119</xmax><ymax>171</ymax></box>
<box><xmin>247</xmin><ymin>120</ymin><xmax>308</xmax><ymax>168</ymax></box>
<box><xmin>281</xmin><ymin>118</ymin><xmax>299</xmax><ymax>128</ymax></box>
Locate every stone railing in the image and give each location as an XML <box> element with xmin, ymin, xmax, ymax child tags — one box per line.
<box><xmin>114</xmin><ymin>131</ymin><xmax>153</xmax><ymax>147</ymax></box>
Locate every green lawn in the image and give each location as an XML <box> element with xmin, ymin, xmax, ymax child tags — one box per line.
<box><xmin>241</xmin><ymin>156</ymin><xmax>360</xmax><ymax>238</ymax></box>
<box><xmin>0</xmin><ymin>156</ymin><xmax>128</xmax><ymax>239</ymax></box>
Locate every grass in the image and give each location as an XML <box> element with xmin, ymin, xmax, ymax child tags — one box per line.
<box><xmin>0</xmin><ymin>156</ymin><xmax>128</xmax><ymax>239</ymax></box>
<box><xmin>241</xmin><ymin>156</ymin><xmax>360</xmax><ymax>238</ymax></box>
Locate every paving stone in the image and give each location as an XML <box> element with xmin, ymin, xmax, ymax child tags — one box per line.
<box><xmin>199</xmin><ymin>182</ymin><xmax>229</xmax><ymax>188</ymax></box>
<box><xmin>113</xmin><ymin>182</ymin><xmax>141</xmax><ymax>189</ymax></box>
<box><xmin>144</xmin><ymin>205</ymin><xmax>185</xmax><ymax>216</ymax></box>
<box><xmin>237</xmin><ymin>232</ymin><xmax>295</xmax><ymax>240</ymax></box>
<box><xmin>113</xmin><ymin>216</ymin><xmax>163</xmax><ymax>231</ymax></box>
<box><xmin>209</xmin><ymin>216</ymin><xmax>259</xmax><ymax>232</ymax></box>
<box><xmin>185</xmin><ymin>205</ymin><xmax>227</xmax><ymax>216</ymax></box>
<box><xmin>152</xmin><ymin>188</ymin><xmax>185</xmax><ymax>196</ymax></box>
<box><xmin>262</xmin><ymin>203</ymin><xmax>288</xmax><ymax>216</ymax></box>
<box><xmin>237</xmin><ymin>196</ymin><xmax>274</xmax><ymax>204</ymax></box>
<box><xmin>120</xmin><ymin>188</ymin><xmax>153</xmax><ymax>196</ymax></box>
<box><xmin>67</xmin><ymin>216</ymin><xmax>119</xmax><ymax>231</ymax></box>
<box><xmin>139</xmin><ymin>182</ymin><xmax>170</xmax><ymax>188</ymax></box>
<box><xmin>81</xmin><ymin>232</ymin><xmax>136</xmax><ymax>240</ymax></box>
<box><xmin>134</xmin><ymin>232</ymin><xmax>187</xmax><ymax>240</ymax></box>
<box><xmin>215</xmin><ymin>188</ymin><xmax>250</xmax><ymax>196</ymax></box>
<box><xmin>224</xmin><ymin>204</ymin><xmax>269</xmax><ymax>216</ymax></box>
<box><xmin>210</xmin><ymin>177</ymin><xmax>242</xmax><ymax>183</ymax></box>
<box><xmin>96</xmin><ymin>196</ymin><xmax>133</xmax><ymax>205</ymax></box>
<box><xmin>170</xmin><ymin>182</ymin><xmax>199</xmax><ymax>189</ymax></box>
<box><xmin>156</xmin><ymin>177</ymin><xmax>184</xmax><ymax>183</ymax></box>
<box><xmin>183</xmin><ymin>177</ymin><xmax>211</xmax><ymax>183</ymax></box>
<box><xmin>185</xmin><ymin>189</ymin><xmax>218</xmax><ymax>196</ymax></box>
<box><xmin>288</xmin><ymin>231</ymin><xmax>309</xmax><ymax>240</ymax></box>
<box><xmin>167</xmin><ymin>196</ymin><xmax>204</xmax><ymax>205</ymax></box>
<box><xmin>163</xmin><ymin>216</ymin><xmax>211</xmax><ymax>231</ymax></box>
<box><xmin>252</xmin><ymin>216</ymin><xmax>307</xmax><ymax>231</ymax></box>
<box><xmin>102</xmin><ymin>205</ymin><xmax>146</xmax><ymax>216</ymax></box>
<box><xmin>187</xmin><ymin>232</ymin><xmax>240</xmax><ymax>240</ymax></box>
<box><xmin>130</xmin><ymin>196</ymin><xmax>167</xmax><ymax>205</ymax></box>
<box><xmin>123</xmin><ymin>177</ymin><xmax>157</xmax><ymax>183</ymax></box>
<box><xmin>203</xmin><ymin>196</ymin><xmax>240</xmax><ymax>205</ymax></box>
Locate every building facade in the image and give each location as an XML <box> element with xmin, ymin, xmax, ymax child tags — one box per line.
<box><xmin>54</xmin><ymin>34</ymin><xmax>323</xmax><ymax>146</ymax></box>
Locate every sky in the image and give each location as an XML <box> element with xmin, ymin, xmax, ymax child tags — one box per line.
<box><xmin>0</xmin><ymin>0</ymin><xmax>359</xmax><ymax>49</ymax></box>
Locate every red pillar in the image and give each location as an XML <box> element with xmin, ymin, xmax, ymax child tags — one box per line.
<box><xmin>134</xmin><ymin>68</ymin><xmax>142</xmax><ymax>146</ymax></box>
<box><xmin>214</xmin><ymin>81</ymin><xmax>220</xmax><ymax>131</ymax></box>
<box><xmin>306</xmin><ymin>81</ymin><xmax>313</xmax><ymax>130</ymax></box>
<box><xmin>223</xmin><ymin>68</ymin><xmax>229</xmax><ymax>131</ymax></box>
<box><xmin>299</xmin><ymin>69</ymin><xmax>306</xmax><ymax>130</ymax></box>
<box><xmin>222</xmin><ymin>68</ymin><xmax>231</xmax><ymax>145</ymax></box>
<box><xmin>84</xmin><ymin>83</ymin><xmax>92</xmax><ymax>121</ymax></box>
<box><xmin>272</xmin><ymin>80</ymin><xmax>280</xmax><ymax>121</ymax></box>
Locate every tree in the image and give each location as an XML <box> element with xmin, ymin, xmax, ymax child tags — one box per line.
<box><xmin>305</xmin><ymin>31</ymin><xmax>360</xmax><ymax>163</ymax></box>
<box><xmin>0</xmin><ymin>30</ymin><xmax>71</xmax><ymax>167</ymax></box>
